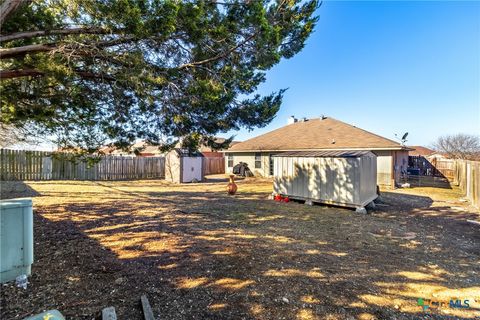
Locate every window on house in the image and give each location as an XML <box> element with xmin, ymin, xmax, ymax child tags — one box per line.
<box><xmin>227</xmin><ymin>154</ymin><xmax>234</xmax><ymax>167</ymax></box>
<box><xmin>255</xmin><ymin>153</ymin><xmax>262</xmax><ymax>169</ymax></box>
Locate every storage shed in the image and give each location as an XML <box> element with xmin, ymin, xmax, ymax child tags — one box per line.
<box><xmin>273</xmin><ymin>151</ymin><xmax>377</xmax><ymax>209</ymax></box>
<box><xmin>1</xmin><ymin>198</ymin><xmax>33</xmax><ymax>283</ymax></box>
<box><xmin>165</xmin><ymin>149</ymin><xmax>204</xmax><ymax>183</ymax></box>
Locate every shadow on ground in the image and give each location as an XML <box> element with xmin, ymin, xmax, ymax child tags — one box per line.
<box><xmin>0</xmin><ymin>180</ymin><xmax>41</xmax><ymax>199</ymax></box>
<box><xmin>1</xmin><ymin>180</ymin><xmax>478</xmax><ymax>320</ymax></box>
<box><xmin>406</xmin><ymin>175</ymin><xmax>452</xmax><ymax>189</ymax></box>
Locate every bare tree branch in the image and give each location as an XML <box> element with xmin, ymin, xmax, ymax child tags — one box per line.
<box><xmin>0</xmin><ymin>123</ymin><xmax>42</xmax><ymax>148</ymax></box>
<box><xmin>433</xmin><ymin>134</ymin><xmax>480</xmax><ymax>160</ymax></box>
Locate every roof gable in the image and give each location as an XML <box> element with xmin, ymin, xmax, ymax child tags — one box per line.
<box><xmin>229</xmin><ymin>117</ymin><xmax>404</xmax><ymax>151</ymax></box>
<box><xmin>408</xmin><ymin>146</ymin><xmax>436</xmax><ymax>157</ymax></box>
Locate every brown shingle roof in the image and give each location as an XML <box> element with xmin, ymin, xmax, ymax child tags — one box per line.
<box><xmin>229</xmin><ymin>117</ymin><xmax>407</xmax><ymax>152</ymax></box>
<box><xmin>408</xmin><ymin>146</ymin><xmax>436</xmax><ymax>157</ymax></box>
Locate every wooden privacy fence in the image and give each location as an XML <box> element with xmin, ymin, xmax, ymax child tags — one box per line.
<box><xmin>0</xmin><ymin>149</ymin><xmax>165</xmax><ymax>181</ymax></box>
<box><xmin>452</xmin><ymin>159</ymin><xmax>479</xmax><ymax>209</ymax></box>
<box><xmin>431</xmin><ymin>158</ymin><xmax>456</xmax><ymax>180</ymax></box>
<box><xmin>202</xmin><ymin>157</ymin><xmax>225</xmax><ymax>175</ymax></box>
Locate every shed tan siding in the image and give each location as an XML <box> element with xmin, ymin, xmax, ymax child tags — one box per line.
<box><xmin>273</xmin><ymin>154</ymin><xmax>377</xmax><ymax>208</ymax></box>
<box><xmin>165</xmin><ymin>151</ymin><xmax>181</xmax><ymax>183</ymax></box>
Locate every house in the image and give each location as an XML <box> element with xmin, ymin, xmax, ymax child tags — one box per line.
<box><xmin>225</xmin><ymin>116</ymin><xmax>412</xmax><ymax>188</ymax></box>
<box><xmin>407</xmin><ymin>146</ymin><xmax>437</xmax><ymax>176</ymax></box>
<box><xmin>408</xmin><ymin>146</ymin><xmax>436</xmax><ymax>157</ymax></box>
<box><xmin>100</xmin><ymin>138</ymin><xmax>237</xmax><ymax>158</ymax></box>
<box><xmin>198</xmin><ymin>138</ymin><xmax>240</xmax><ymax>158</ymax></box>
<box><xmin>99</xmin><ymin>141</ymin><xmax>163</xmax><ymax>157</ymax></box>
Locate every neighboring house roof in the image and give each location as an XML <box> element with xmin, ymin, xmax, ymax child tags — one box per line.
<box><xmin>100</xmin><ymin>141</ymin><xmax>163</xmax><ymax>155</ymax></box>
<box><xmin>408</xmin><ymin>146</ymin><xmax>436</xmax><ymax>157</ymax></box>
<box><xmin>228</xmin><ymin>117</ymin><xmax>409</xmax><ymax>152</ymax></box>
<box><xmin>169</xmin><ymin>148</ymin><xmax>203</xmax><ymax>157</ymax></box>
<box><xmin>426</xmin><ymin>153</ymin><xmax>448</xmax><ymax>159</ymax></box>
<box><xmin>198</xmin><ymin>138</ymin><xmax>240</xmax><ymax>152</ymax></box>
<box><xmin>56</xmin><ymin>146</ymin><xmax>86</xmax><ymax>153</ymax></box>
<box><xmin>101</xmin><ymin>138</ymin><xmax>239</xmax><ymax>156</ymax></box>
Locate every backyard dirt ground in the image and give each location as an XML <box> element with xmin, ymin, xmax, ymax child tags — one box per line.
<box><xmin>0</xmin><ymin>176</ymin><xmax>479</xmax><ymax>320</ymax></box>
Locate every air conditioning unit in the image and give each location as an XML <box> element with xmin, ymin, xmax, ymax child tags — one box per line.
<box><xmin>0</xmin><ymin>198</ymin><xmax>34</xmax><ymax>283</ymax></box>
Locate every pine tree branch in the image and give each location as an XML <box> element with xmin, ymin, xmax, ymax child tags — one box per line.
<box><xmin>0</xmin><ymin>36</ymin><xmax>137</xmax><ymax>59</ymax></box>
<box><xmin>0</xmin><ymin>68</ymin><xmax>115</xmax><ymax>81</ymax></box>
<box><xmin>0</xmin><ymin>27</ymin><xmax>115</xmax><ymax>42</ymax></box>
<box><xmin>178</xmin><ymin>32</ymin><xmax>257</xmax><ymax>69</ymax></box>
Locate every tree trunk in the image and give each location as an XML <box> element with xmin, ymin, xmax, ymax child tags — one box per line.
<box><xmin>0</xmin><ymin>0</ymin><xmax>28</xmax><ymax>28</ymax></box>
<box><xmin>0</xmin><ymin>68</ymin><xmax>116</xmax><ymax>81</ymax></box>
<box><xmin>0</xmin><ymin>43</ymin><xmax>55</xmax><ymax>59</ymax></box>
<box><xmin>0</xmin><ymin>27</ymin><xmax>112</xmax><ymax>42</ymax></box>
<box><xmin>0</xmin><ymin>69</ymin><xmax>44</xmax><ymax>79</ymax></box>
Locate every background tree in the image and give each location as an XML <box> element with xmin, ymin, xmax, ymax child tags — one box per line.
<box><xmin>0</xmin><ymin>123</ymin><xmax>42</xmax><ymax>148</ymax></box>
<box><xmin>0</xmin><ymin>0</ymin><xmax>319</xmax><ymax>152</ymax></box>
<box><xmin>433</xmin><ymin>134</ymin><xmax>480</xmax><ymax>160</ymax></box>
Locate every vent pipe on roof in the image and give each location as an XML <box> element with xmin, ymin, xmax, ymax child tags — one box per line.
<box><xmin>287</xmin><ymin>116</ymin><xmax>297</xmax><ymax>125</ymax></box>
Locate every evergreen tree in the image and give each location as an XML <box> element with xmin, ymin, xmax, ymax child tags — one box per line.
<box><xmin>0</xmin><ymin>0</ymin><xmax>318</xmax><ymax>151</ymax></box>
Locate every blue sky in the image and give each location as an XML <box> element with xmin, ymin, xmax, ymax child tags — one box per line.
<box><xmin>226</xmin><ymin>1</ymin><xmax>480</xmax><ymax>147</ymax></box>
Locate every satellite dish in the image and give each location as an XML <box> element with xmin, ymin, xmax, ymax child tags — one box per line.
<box><xmin>394</xmin><ymin>132</ymin><xmax>409</xmax><ymax>145</ymax></box>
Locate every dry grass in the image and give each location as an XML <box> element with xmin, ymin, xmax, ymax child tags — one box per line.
<box><xmin>1</xmin><ymin>176</ymin><xmax>479</xmax><ymax>319</ymax></box>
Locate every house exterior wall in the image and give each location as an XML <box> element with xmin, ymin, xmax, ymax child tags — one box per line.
<box><xmin>225</xmin><ymin>152</ymin><xmax>273</xmax><ymax>177</ymax></box>
<box><xmin>375</xmin><ymin>150</ymin><xmax>409</xmax><ymax>187</ymax></box>
<box><xmin>394</xmin><ymin>150</ymin><xmax>409</xmax><ymax>183</ymax></box>
<box><xmin>375</xmin><ymin>150</ymin><xmax>393</xmax><ymax>187</ymax></box>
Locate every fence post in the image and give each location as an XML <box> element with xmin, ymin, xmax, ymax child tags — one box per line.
<box><xmin>0</xmin><ymin>149</ymin><xmax>167</xmax><ymax>181</ymax></box>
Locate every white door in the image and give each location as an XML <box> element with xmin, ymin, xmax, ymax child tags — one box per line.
<box><xmin>182</xmin><ymin>157</ymin><xmax>203</xmax><ymax>182</ymax></box>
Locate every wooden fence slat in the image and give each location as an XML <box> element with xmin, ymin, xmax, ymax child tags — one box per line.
<box><xmin>203</xmin><ymin>157</ymin><xmax>225</xmax><ymax>175</ymax></box>
<box><xmin>0</xmin><ymin>149</ymin><xmax>166</xmax><ymax>181</ymax></box>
